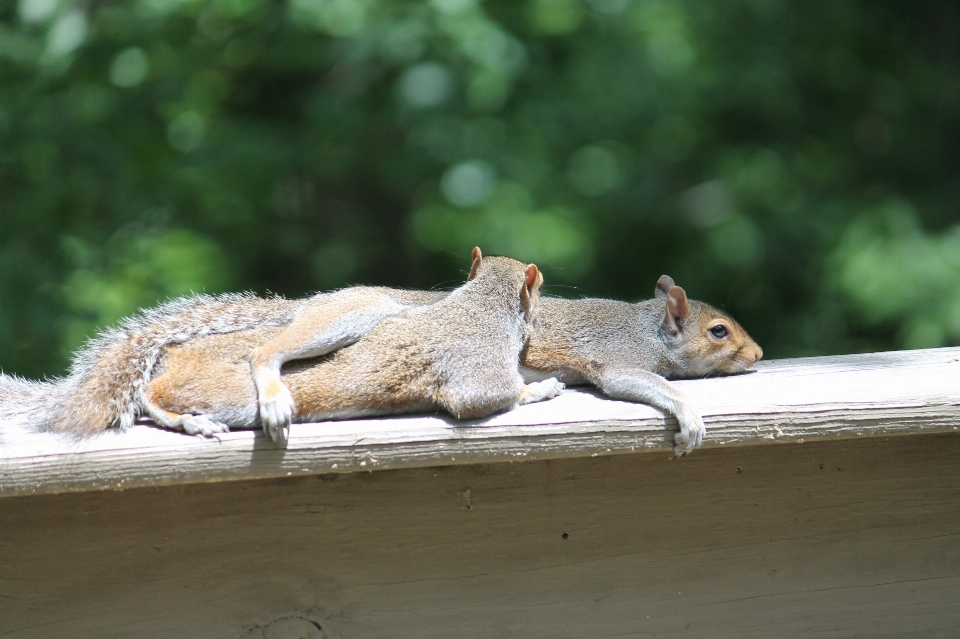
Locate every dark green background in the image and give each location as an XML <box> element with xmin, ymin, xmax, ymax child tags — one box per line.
<box><xmin>2</xmin><ymin>0</ymin><xmax>959</xmax><ymax>379</ymax></box>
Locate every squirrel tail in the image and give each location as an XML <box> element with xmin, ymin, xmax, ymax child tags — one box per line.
<box><xmin>3</xmin><ymin>293</ymin><xmax>301</xmax><ymax>436</ymax></box>
<box><xmin>0</xmin><ymin>373</ymin><xmax>72</xmax><ymax>433</ymax></box>
<box><xmin>0</xmin><ymin>374</ymin><xmax>78</xmax><ymax>449</ymax></box>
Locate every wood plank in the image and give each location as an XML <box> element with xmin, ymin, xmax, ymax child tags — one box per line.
<box><xmin>2</xmin><ymin>347</ymin><xmax>959</xmax><ymax>496</ymax></box>
<box><xmin>1</xmin><ymin>432</ymin><xmax>959</xmax><ymax>638</ymax></box>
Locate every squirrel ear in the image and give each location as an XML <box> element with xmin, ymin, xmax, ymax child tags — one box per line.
<box><xmin>662</xmin><ymin>285</ymin><xmax>690</xmax><ymax>336</ymax></box>
<box><xmin>655</xmin><ymin>275</ymin><xmax>676</xmax><ymax>299</ymax></box>
<box><xmin>525</xmin><ymin>263</ymin><xmax>540</xmax><ymax>289</ymax></box>
<box><xmin>520</xmin><ymin>264</ymin><xmax>543</xmax><ymax>320</ymax></box>
<box><xmin>467</xmin><ymin>247</ymin><xmax>483</xmax><ymax>280</ymax></box>
<box><xmin>521</xmin><ymin>264</ymin><xmax>540</xmax><ymax>301</ymax></box>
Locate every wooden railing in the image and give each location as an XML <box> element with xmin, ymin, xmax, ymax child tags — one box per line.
<box><xmin>2</xmin><ymin>348</ymin><xmax>960</xmax><ymax>638</ymax></box>
<box><xmin>3</xmin><ymin>347</ymin><xmax>958</xmax><ymax>496</ymax></box>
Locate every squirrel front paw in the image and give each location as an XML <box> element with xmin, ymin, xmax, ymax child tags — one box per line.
<box><xmin>673</xmin><ymin>410</ymin><xmax>705</xmax><ymax>457</ymax></box>
<box><xmin>182</xmin><ymin>415</ymin><xmax>230</xmax><ymax>438</ymax></box>
<box><xmin>258</xmin><ymin>379</ymin><xmax>295</xmax><ymax>445</ymax></box>
<box><xmin>518</xmin><ymin>378</ymin><xmax>566</xmax><ymax>405</ymax></box>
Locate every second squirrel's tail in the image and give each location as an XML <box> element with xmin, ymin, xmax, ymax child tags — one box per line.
<box><xmin>4</xmin><ymin>293</ymin><xmax>302</xmax><ymax>436</ymax></box>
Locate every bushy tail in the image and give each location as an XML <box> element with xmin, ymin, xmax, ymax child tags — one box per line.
<box><xmin>0</xmin><ymin>373</ymin><xmax>72</xmax><ymax>434</ymax></box>
<box><xmin>4</xmin><ymin>293</ymin><xmax>303</xmax><ymax>436</ymax></box>
<box><xmin>0</xmin><ymin>375</ymin><xmax>73</xmax><ymax>451</ymax></box>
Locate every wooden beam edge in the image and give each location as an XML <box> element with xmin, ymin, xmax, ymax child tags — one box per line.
<box><xmin>2</xmin><ymin>347</ymin><xmax>959</xmax><ymax>497</ymax></box>
<box><xmin>2</xmin><ymin>403</ymin><xmax>958</xmax><ymax>498</ymax></box>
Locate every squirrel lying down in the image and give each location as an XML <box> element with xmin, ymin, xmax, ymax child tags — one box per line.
<box><xmin>0</xmin><ymin>248</ymin><xmax>762</xmax><ymax>455</ymax></box>
<box><xmin>142</xmin><ymin>250</ymin><xmax>564</xmax><ymax>436</ymax></box>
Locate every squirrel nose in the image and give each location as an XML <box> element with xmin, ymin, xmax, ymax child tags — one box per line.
<box><xmin>741</xmin><ymin>344</ymin><xmax>762</xmax><ymax>366</ymax></box>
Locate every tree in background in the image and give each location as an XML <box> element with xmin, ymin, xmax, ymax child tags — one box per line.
<box><xmin>1</xmin><ymin>0</ymin><xmax>958</xmax><ymax>378</ymax></box>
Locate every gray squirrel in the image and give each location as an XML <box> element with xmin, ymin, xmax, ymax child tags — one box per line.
<box><xmin>141</xmin><ymin>249</ymin><xmax>564</xmax><ymax>433</ymax></box>
<box><xmin>0</xmin><ymin>248</ymin><xmax>761</xmax><ymax>455</ymax></box>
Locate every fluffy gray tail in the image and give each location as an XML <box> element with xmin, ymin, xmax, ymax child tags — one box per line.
<box><xmin>2</xmin><ymin>293</ymin><xmax>302</xmax><ymax>437</ymax></box>
<box><xmin>0</xmin><ymin>374</ymin><xmax>72</xmax><ymax>434</ymax></box>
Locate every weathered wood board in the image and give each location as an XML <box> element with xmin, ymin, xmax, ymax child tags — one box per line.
<box><xmin>1</xmin><ymin>347</ymin><xmax>960</xmax><ymax>637</ymax></box>
<box><xmin>2</xmin><ymin>432</ymin><xmax>960</xmax><ymax>638</ymax></box>
<box><xmin>2</xmin><ymin>347</ymin><xmax>959</xmax><ymax>496</ymax></box>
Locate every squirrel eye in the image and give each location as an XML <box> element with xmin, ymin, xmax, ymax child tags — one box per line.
<box><xmin>709</xmin><ymin>324</ymin><xmax>729</xmax><ymax>339</ymax></box>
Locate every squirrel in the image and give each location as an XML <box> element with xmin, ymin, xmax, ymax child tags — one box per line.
<box><xmin>0</xmin><ymin>250</ymin><xmax>761</xmax><ymax>455</ymax></box>
<box><xmin>521</xmin><ymin>275</ymin><xmax>762</xmax><ymax>453</ymax></box>
<box><xmin>139</xmin><ymin>249</ymin><xmax>565</xmax><ymax>434</ymax></box>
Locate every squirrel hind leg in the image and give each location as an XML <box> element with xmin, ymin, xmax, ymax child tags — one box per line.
<box><xmin>436</xmin><ymin>375</ymin><xmax>564</xmax><ymax>419</ymax></box>
<box><xmin>181</xmin><ymin>414</ymin><xmax>230</xmax><ymax>437</ymax></box>
<box><xmin>141</xmin><ymin>399</ymin><xmax>229</xmax><ymax>438</ymax></box>
<box><xmin>141</xmin><ymin>380</ymin><xmax>231</xmax><ymax>438</ymax></box>
<box><xmin>517</xmin><ymin>378</ymin><xmax>566</xmax><ymax>406</ymax></box>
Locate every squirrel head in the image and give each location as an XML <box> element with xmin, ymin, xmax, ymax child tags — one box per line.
<box><xmin>468</xmin><ymin>247</ymin><xmax>543</xmax><ymax>324</ymax></box>
<box><xmin>655</xmin><ymin>275</ymin><xmax>763</xmax><ymax>377</ymax></box>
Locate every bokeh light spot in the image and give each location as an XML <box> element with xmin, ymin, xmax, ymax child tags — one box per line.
<box><xmin>18</xmin><ymin>0</ymin><xmax>58</xmax><ymax>24</ymax></box>
<box><xmin>109</xmin><ymin>47</ymin><xmax>149</xmax><ymax>88</ymax></box>
<box><xmin>167</xmin><ymin>111</ymin><xmax>206</xmax><ymax>153</ymax></box>
<box><xmin>45</xmin><ymin>10</ymin><xmax>87</xmax><ymax>56</ymax></box>
<box><xmin>441</xmin><ymin>160</ymin><xmax>496</xmax><ymax>207</ymax></box>
<box><xmin>399</xmin><ymin>62</ymin><xmax>453</xmax><ymax>108</ymax></box>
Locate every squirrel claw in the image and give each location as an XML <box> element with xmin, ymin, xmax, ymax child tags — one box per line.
<box><xmin>260</xmin><ymin>405</ymin><xmax>290</xmax><ymax>446</ymax></box>
<box><xmin>265</xmin><ymin>423</ymin><xmax>289</xmax><ymax>446</ymax></box>
<box><xmin>182</xmin><ymin>415</ymin><xmax>230</xmax><ymax>438</ymax></box>
<box><xmin>673</xmin><ymin>411</ymin><xmax>705</xmax><ymax>457</ymax></box>
<box><xmin>257</xmin><ymin>373</ymin><xmax>295</xmax><ymax>445</ymax></box>
<box><xmin>258</xmin><ymin>383</ymin><xmax>295</xmax><ymax>445</ymax></box>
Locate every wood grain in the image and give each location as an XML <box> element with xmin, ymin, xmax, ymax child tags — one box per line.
<box><xmin>2</xmin><ymin>347</ymin><xmax>959</xmax><ymax>496</ymax></box>
<box><xmin>1</xmin><ymin>433</ymin><xmax>959</xmax><ymax>638</ymax></box>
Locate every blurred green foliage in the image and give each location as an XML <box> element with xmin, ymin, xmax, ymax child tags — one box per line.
<box><xmin>1</xmin><ymin>0</ymin><xmax>959</xmax><ymax>379</ymax></box>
